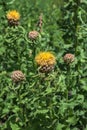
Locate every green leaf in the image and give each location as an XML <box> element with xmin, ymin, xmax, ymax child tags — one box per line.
<box><xmin>35</xmin><ymin>109</ymin><xmax>48</xmax><ymax>115</ymax></box>
<box><xmin>76</xmin><ymin>94</ymin><xmax>84</xmax><ymax>104</ymax></box>
<box><xmin>10</xmin><ymin>122</ymin><xmax>20</xmax><ymax>130</ymax></box>
<box><xmin>0</xmin><ymin>47</ymin><xmax>6</xmax><ymax>55</ymax></box>
<box><xmin>56</xmin><ymin>123</ymin><xmax>65</xmax><ymax>130</ymax></box>
<box><xmin>66</xmin><ymin>116</ymin><xmax>78</xmax><ymax>125</ymax></box>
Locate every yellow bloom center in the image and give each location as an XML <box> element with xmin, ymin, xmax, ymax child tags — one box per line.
<box><xmin>7</xmin><ymin>10</ymin><xmax>20</xmax><ymax>21</ymax></box>
<box><xmin>35</xmin><ymin>52</ymin><xmax>56</xmax><ymax>66</ymax></box>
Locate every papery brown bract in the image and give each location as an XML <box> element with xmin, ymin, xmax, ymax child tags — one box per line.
<box><xmin>63</xmin><ymin>53</ymin><xmax>74</xmax><ymax>64</ymax></box>
<box><xmin>28</xmin><ymin>31</ymin><xmax>39</xmax><ymax>40</ymax></box>
<box><xmin>11</xmin><ymin>70</ymin><xmax>25</xmax><ymax>82</ymax></box>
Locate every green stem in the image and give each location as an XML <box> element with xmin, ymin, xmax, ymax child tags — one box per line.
<box><xmin>17</xmin><ymin>85</ymin><xmax>27</xmax><ymax>127</ymax></box>
<box><xmin>1</xmin><ymin>0</ymin><xmax>7</xmax><ymax>12</ymax></box>
<box><xmin>74</xmin><ymin>0</ymin><xmax>80</xmax><ymax>54</ymax></box>
<box><xmin>73</xmin><ymin>0</ymin><xmax>80</xmax><ymax>85</ymax></box>
<box><xmin>31</xmin><ymin>41</ymin><xmax>37</xmax><ymax>71</ymax></box>
<box><xmin>66</xmin><ymin>64</ymin><xmax>70</xmax><ymax>101</ymax></box>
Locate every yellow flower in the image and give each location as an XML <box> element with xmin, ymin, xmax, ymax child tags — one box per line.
<box><xmin>35</xmin><ymin>52</ymin><xmax>56</xmax><ymax>66</ymax></box>
<box><xmin>7</xmin><ymin>10</ymin><xmax>20</xmax><ymax>21</ymax></box>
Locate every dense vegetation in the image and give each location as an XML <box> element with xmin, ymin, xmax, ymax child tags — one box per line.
<box><xmin>0</xmin><ymin>0</ymin><xmax>87</xmax><ymax>130</ymax></box>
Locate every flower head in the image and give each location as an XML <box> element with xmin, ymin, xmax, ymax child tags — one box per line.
<box><xmin>6</xmin><ymin>10</ymin><xmax>20</xmax><ymax>26</ymax></box>
<box><xmin>63</xmin><ymin>53</ymin><xmax>74</xmax><ymax>64</ymax></box>
<box><xmin>11</xmin><ymin>70</ymin><xmax>25</xmax><ymax>82</ymax></box>
<box><xmin>28</xmin><ymin>31</ymin><xmax>39</xmax><ymax>40</ymax></box>
<box><xmin>7</xmin><ymin>10</ymin><xmax>20</xmax><ymax>21</ymax></box>
<box><xmin>35</xmin><ymin>52</ymin><xmax>56</xmax><ymax>66</ymax></box>
<box><xmin>35</xmin><ymin>52</ymin><xmax>56</xmax><ymax>73</ymax></box>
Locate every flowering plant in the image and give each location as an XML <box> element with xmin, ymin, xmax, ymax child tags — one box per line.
<box><xmin>0</xmin><ymin>0</ymin><xmax>87</xmax><ymax>130</ymax></box>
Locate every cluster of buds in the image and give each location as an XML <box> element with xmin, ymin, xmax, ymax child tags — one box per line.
<box><xmin>63</xmin><ymin>53</ymin><xmax>74</xmax><ymax>64</ymax></box>
<box><xmin>11</xmin><ymin>70</ymin><xmax>25</xmax><ymax>83</ymax></box>
<box><xmin>37</xmin><ymin>13</ymin><xmax>43</xmax><ymax>32</ymax></box>
<box><xmin>35</xmin><ymin>52</ymin><xmax>56</xmax><ymax>73</ymax></box>
<box><xmin>6</xmin><ymin>10</ymin><xmax>20</xmax><ymax>26</ymax></box>
<box><xmin>28</xmin><ymin>31</ymin><xmax>39</xmax><ymax>40</ymax></box>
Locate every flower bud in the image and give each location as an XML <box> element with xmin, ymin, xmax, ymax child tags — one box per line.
<box><xmin>63</xmin><ymin>53</ymin><xmax>74</xmax><ymax>64</ymax></box>
<box><xmin>28</xmin><ymin>31</ymin><xmax>39</xmax><ymax>40</ymax></box>
<box><xmin>11</xmin><ymin>70</ymin><xmax>25</xmax><ymax>82</ymax></box>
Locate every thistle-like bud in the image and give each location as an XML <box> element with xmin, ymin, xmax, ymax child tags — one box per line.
<box><xmin>28</xmin><ymin>31</ymin><xmax>39</xmax><ymax>40</ymax></box>
<box><xmin>63</xmin><ymin>53</ymin><xmax>74</xmax><ymax>64</ymax></box>
<box><xmin>11</xmin><ymin>70</ymin><xmax>25</xmax><ymax>82</ymax></box>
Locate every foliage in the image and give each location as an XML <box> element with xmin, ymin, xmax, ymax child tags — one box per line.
<box><xmin>0</xmin><ymin>0</ymin><xmax>87</xmax><ymax>130</ymax></box>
